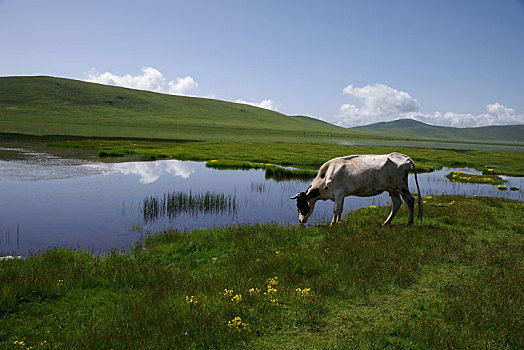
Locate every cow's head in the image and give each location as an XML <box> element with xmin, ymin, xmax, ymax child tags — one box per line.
<box><xmin>291</xmin><ymin>188</ymin><xmax>320</xmax><ymax>223</ymax></box>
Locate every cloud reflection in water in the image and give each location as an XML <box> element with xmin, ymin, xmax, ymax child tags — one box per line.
<box><xmin>92</xmin><ymin>160</ymin><xmax>195</xmax><ymax>184</ymax></box>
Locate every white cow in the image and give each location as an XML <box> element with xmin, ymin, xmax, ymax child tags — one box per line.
<box><xmin>291</xmin><ymin>153</ymin><xmax>423</xmax><ymax>226</ymax></box>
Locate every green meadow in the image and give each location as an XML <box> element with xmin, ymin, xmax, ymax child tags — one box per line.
<box><xmin>1</xmin><ymin>76</ymin><xmax>523</xmax><ymax>348</ymax></box>
<box><xmin>1</xmin><ymin>196</ymin><xmax>522</xmax><ymax>349</ymax></box>
<box><xmin>0</xmin><ymin>76</ymin><xmax>360</xmax><ymax>143</ymax></box>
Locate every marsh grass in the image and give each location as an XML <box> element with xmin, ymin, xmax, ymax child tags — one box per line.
<box><xmin>264</xmin><ymin>166</ymin><xmax>317</xmax><ymax>181</ymax></box>
<box><xmin>205</xmin><ymin>159</ymin><xmax>271</xmax><ymax>170</ymax></box>
<box><xmin>205</xmin><ymin>159</ymin><xmax>317</xmax><ymax>180</ymax></box>
<box><xmin>447</xmin><ymin>170</ymin><xmax>506</xmax><ymax>184</ymax></box>
<box><xmin>1</xmin><ymin>196</ymin><xmax>522</xmax><ymax>349</ymax></box>
<box><xmin>143</xmin><ymin>190</ymin><xmax>237</xmax><ymax>223</ymax></box>
<box><xmin>50</xmin><ymin>139</ymin><xmax>524</xmax><ymax>176</ymax></box>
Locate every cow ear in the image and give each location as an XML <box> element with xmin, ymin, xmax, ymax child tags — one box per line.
<box><xmin>290</xmin><ymin>193</ymin><xmax>300</xmax><ymax>199</ymax></box>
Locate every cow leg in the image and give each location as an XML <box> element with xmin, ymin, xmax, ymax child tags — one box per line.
<box><xmin>331</xmin><ymin>195</ymin><xmax>344</xmax><ymax>225</ymax></box>
<box><xmin>383</xmin><ymin>193</ymin><xmax>402</xmax><ymax>226</ymax></box>
<box><xmin>401</xmin><ymin>188</ymin><xmax>415</xmax><ymax>225</ymax></box>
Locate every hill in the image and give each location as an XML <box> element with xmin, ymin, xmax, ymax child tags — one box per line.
<box><xmin>351</xmin><ymin>118</ymin><xmax>524</xmax><ymax>144</ymax></box>
<box><xmin>0</xmin><ymin>76</ymin><xmax>356</xmax><ymax>141</ymax></box>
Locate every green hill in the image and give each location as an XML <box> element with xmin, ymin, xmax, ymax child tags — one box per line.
<box><xmin>351</xmin><ymin>118</ymin><xmax>524</xmax><ymax>144</ymax></box>
<box><xmin>0</xmin><ymin>76</ymin><xmax>355</xmax><ymax>141</ymax></box>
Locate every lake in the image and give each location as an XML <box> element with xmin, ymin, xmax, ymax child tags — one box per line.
<box><xmin>1</xmin><ymin>147</ymin><xmax>522</xmax><ymax>256</ymax></box>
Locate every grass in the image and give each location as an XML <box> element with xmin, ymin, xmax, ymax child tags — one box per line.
<box><xmin>143</xmin><ymin>190</ymin><xmax>237</xmax><ymax>223</ymax></box>
<box><xmin>0</xmin><ymin>76</ymin><xmax>362</xmax><ymax>143</ymax></box>
<box><xmin>49</xmin><ymin>139</ymin><xmax>524</xmax><ymax>176</ymax></box>
<box><xmin>446</xmin><ymin>170</ymin><xmax>506</xmax><ymax>184</ymax></box>
<box><xmin>205</xmin><ymin>159</ymin><xmax>274</xmax><ymax>170</ymax></box>
<box><xmin>205</xmin><ymin>159</ymin><xmax>318</xmax><ymax>180</ymax></box>
<box><xmin>264</xmin><ymin>166</ymin><xmax>318</xmax><ymax>181</ymax></box>
<box><xmin>3</xmin><ymin>77</ymin><xmax>523</xmax><ymax>151</ymax></box>
<box><xmin>1</xmin><ymin>196</ymin><xmax>522</xmax><ymax>349</ymax></box>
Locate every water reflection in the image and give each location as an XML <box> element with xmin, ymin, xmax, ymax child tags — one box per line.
<box><xmin>0</xmin><ymin>147</ymin><xmax>98</xmax><ymax>181</ymax></box>
<box><xmin>0</xmin><ymin>147</ymin><xmax>522</xmax><ymax>256</ymax></box>
<box><xmin>87</xmin><ymin>160</ymin><xmax>195</xmax><ymax>184</ymax></box>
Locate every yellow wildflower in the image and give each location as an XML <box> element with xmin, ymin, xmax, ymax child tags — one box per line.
<box><xmin>228</xmin><ymin>316</ymin><xmax>248</xmax><ymax>330</ymax></box>
<box><xmin>296</xmin><ymin>287</ymin><xmax>311</xmax><ymax>297</ymax></box>
<box><xmin>185</xmin><ymin>295</ymin><xmax>198</xmax><ymax>305</ymax></box>
<box><xmin>231</xmin><ymin>294</ymin><xmax>242</xmax><ymax>303</ymax></box>
<box><xmin>369</xmin><ymin>205</ymin><xmax>376</xmax><ymax>209</ymax></box>
<box><xmin>248</xmin><ymin>288</ymin><xmax>261</xmax><ymax>296</ymax></box>
<box><xmin>264</xmin><ymin>285</ymin><xmax>277</xmax><ymax>296</ymax></box>
<box><xmin>223</xmin><ymin>289</ymin><xmax>234</xmax><ymax>297</ymax></box>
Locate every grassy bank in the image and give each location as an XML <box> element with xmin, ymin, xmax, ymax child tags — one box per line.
<box><xmin>50</xmin><ymin>139</ymin><xmax>524</xmax><ymax>176</ymax></box>
<box><xmin>1</xmin><ymin>196</ymin><xmax>522</xmax><ymax>349</ymax></box>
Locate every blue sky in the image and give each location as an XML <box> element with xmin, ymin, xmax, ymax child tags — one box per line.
<box><xmin>1</xmin><ymin>0</ymin><xmax>523</xmax><ymax>127</ymax></box>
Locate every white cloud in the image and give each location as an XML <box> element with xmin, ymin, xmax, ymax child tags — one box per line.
<box><xmin>336</xmin><ymin>84</ymin><xmax>420</xmax><ymax>127</ymax></box>
<box><xmin>168</xmin><ymin>76</ymin><xmax>198</xmax><ymax>95</ymax></box>
<box><xmin>85</xmin><ymin>67</ymin><xmax>198</xmax><ymax>96</ymax></box>
<box><xmin>336</xmin><ymin>83</ymin><xmax>524</xmax><ymax>127</ymax></box>
<box><xmin>235</xmin><ymin>99</ymin><xmax>281</xmax><ymax>111</ymax></box>
<box><xmin>408</xmin><ymin>103</ymin><xmax>524</xmax><ymax>127</ymax></box>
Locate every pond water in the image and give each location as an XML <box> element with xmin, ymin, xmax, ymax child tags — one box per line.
<box><xmin>336</xmin><ymin>139</ymin><xmax>524</xmax><ymax>153</ymax></box>
<box><xmin>1</xmin><ymin>147</ymin><xmax>522</xmax><ymax>256</ymax></box>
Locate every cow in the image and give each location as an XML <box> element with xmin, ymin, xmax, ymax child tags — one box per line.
<box><xmin>291</xmin><ymin>153</ymin><xmax>423</xmax><ymax>226</ymax></box>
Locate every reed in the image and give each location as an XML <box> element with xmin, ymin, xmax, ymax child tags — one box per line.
<box><xmin>143</xmin><ymin>190</ymin><xmax>237</xmax><ymax>222</ymax></box>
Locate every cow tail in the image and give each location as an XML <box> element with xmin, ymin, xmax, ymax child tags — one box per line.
<box><xmin>409</xmin><ymin>158</ymin><xmax>423</xmax><ymax>221</ymax></box>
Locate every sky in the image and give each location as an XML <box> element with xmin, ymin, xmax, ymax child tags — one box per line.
<box><xmin>1</xmin><ymin>0</ymin><xmax>523</xmax><ymax>127</ymax></box>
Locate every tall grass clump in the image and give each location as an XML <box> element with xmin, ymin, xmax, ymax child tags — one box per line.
<box><xmin>205</xmin><ymin>159</ymin><xmax>317</xmax><ymax>181</ymax></box>
<box><xmin>205</xmin><ymin>159</ymin><xmax>270</xmax><ymax>170</ymax></box>
<box><xmin>264</xmin><ymin>166</ymin><xmax>317</xmax><ymax>181</ymax></box>
<box><xmin>143</xmin><ymin>190</ymin><xmax>237</xmax><ymax>222</ymax></box>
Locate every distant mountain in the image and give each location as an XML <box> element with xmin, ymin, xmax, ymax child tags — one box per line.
<box><xmin>351</xmin><ymin>119</ymin><xmax>524</xmax><ymax>144</ymax></box>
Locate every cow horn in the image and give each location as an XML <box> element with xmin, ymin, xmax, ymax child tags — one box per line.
<box><xmin>290</xmin><ymin>193</ymin><xmax>300</xmax><ymax>199</ymax></box>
